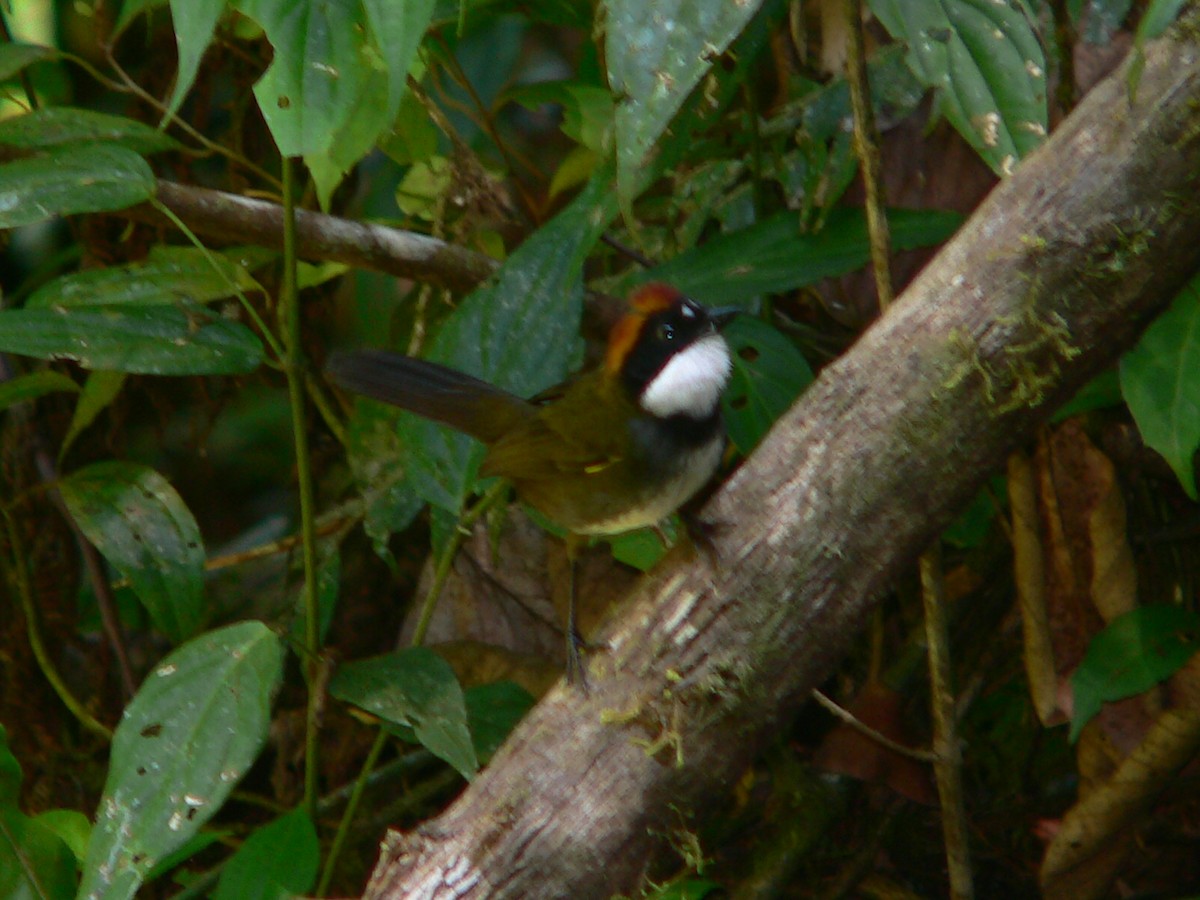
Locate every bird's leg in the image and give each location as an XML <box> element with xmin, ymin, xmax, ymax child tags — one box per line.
<box><xmin>564</xmin><ymin>532</ymin><xmax>588</xmax><ymax>690</ymax></box>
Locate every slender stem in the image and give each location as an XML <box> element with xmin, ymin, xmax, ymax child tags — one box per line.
<box><xmin>2</xmin><ymin>509</ymin><xmax>112</xmax><ymax>740</ymax></box>
<box><xmin>810</xmin><ymin>689</ymin><xmax>936</xmax><ymax>763</ymax></box>
<box><xmin>147</xmin><ymin>198</ymin><xmax>286</xmax><ymax>364</ymax></box>
<box><xmin>279</xmin><ymin>158</ymin><xmax>322</xmax><ymax>822</ymax></box>
<box><xmin>920</xmin><ymin>545</ymin><xmax>974</xmax><ymax>899</ymax></box>
<box><xmin>316</xmin><ymin>482</ymin><xmax>508</xmax><ymax>893</ymax></box>
<box><xmin>315</xmin><ymin>729</ymin><xmax>388</xmax><ymax>897</ymax></box>
<box><xmin>844</xmin><ymin>0</ymin><xmax>893</xmax><ymax>311</ymax></box>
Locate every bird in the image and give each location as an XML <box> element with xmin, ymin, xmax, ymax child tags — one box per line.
<box><xmin>327</xmin><ymin>282</ymin><xmax>738</xmax><ymax>684</ymax></box>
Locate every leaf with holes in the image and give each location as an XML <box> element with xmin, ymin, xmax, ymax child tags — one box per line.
<box><xmin>1120</xmin><ymin>277</ymin><xmax>1200</xmax><ymax>498</ymax></box>
<box><xmin>606</xmin><ymin>0</ymin><xmax>764</xmax><ymax>209</ymax></box>
<box><xmin>78</xmin><ymin>622</ymin><xmax>284</xmax><ymax>900</ymax></box>
<box><xmin>723</xmin><ymin>317</ymin><xmax>814</xmax><ymax>455</ymax></box>
<box><xmin>60</xmin><ymin>461</ymin><xmax>207</xmax><ymax>644</ymax></box>
<box><xmin>869</xmin><ymin>0</ymin><xmax>1047</xmax><ymax>175</ymax></box>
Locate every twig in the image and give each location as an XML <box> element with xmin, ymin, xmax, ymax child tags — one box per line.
<box><xmin>810</xmin><ymin>689</ymin><xmax>937</xmax><ymax>763</ymax></box>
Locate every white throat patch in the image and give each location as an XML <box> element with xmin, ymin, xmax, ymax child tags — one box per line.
<box><xmin>639</xmin><ymin>333</ymin><xmax>732</xmax><ymax>419</ymax></box>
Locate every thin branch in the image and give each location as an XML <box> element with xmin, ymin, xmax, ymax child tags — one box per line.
<box><xmin>121</xmin><ymin>181</ymin><xmax>498</xmax><ymax>293</ymax></box>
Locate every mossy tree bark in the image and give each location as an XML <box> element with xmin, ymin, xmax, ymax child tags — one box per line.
<box><xmin>365</xmin><ymin>15</ymin><xmax>1200</xmax><ymax>899</ymax></box>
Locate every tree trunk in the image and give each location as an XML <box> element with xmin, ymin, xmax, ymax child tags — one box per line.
<box><xmin>365</xmin><ymin>16</ymin><xmax>1200</xmax><ymax>899</ymax></box>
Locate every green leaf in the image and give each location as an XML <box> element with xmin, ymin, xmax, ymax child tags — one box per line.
<box><xmin>722</xmin><ymin>317</ymin><xmax>814</xmax><ymax>455</ymax></box>
<box><xmin>633</xmin><ymin>208</ymin><xmax>962</xmax><ymax>304</ymax></box>
<box><xmin>1119</xmin><ymin>278</ymin><xmax>1200</xmax><ymax>498</ymax></box>
<box><xmin>362</xmin><ymin>0</ymin><xmax>435</xmax><ymax>125</ymax></box>
<box><xmin>464</xmin><ymin>681</ymin><xmax>535</xmax><ymax>764</ymax></box>
<box><xmin>329</xmin><ymin>647</ymin><xmax>478</xmax><ymax>779</ymax></box>
<box><xmin>401</xmin><ymin>167</ymin><xmax>619</xmax><ymax>516</ymax></box>
<box><xmin>235</xmin><ymin>0</ymin><xmax>369</xmax><ymax>158</ymax></box>
<box><xmin>645</xmin><ymin>880</ymin><xmax>722</xmax><ymax>900</ymax></box>
<box><xmin>32</xmin><ymin>809</ymin><xmax>90</xmax><ymax>865</ymax></box>
<box><xmin>78</xmin><ymin>622</ymin><xmax>284</xmax><ymax>900</ymax></box>
<box><xmin>213</xmin><ymin>809</ymin><xmax>318</xmax><ymax>900</ymax></box>
<box><xmin>164</xmin><ymin>0</ymin><xmax>227</xmax><ymax>123</ymax></box>
<box><xmin>27</xmin><ymin>247</ymin><xmax>256</xmax><ymax>308</ymax></box>
<box><xmin>0</xmin><ymin>108</ymin><xmax>180</xmax><ymax>155</ymax></box>
<box><xmin>0</xmin><ymin>42</ymin><xmax>57</xmax><ymax>82</ymax></box>
<box><xmin>1069</xmin><ymin>605</ymin><xmax>1200</xmax><ymax>741</ymax></box>
<box><xmin>0</xmin><ymin>144</ymin><xmax>155</xmax><ymax>228</ymax></box>
<box><xmin>59</xmin><ymin>461</ymin><xmax>207</xmax><ymax>644</ymax></box>
<box><xmin>609</xmin><ymin>521</ymin><xmax>674</xmax><ymax>571</ymax></box>
<box><xmin>0</xmin><ymin>369</ymin><xmax>78</xmax><ymax>412</ymax></box>
<box><xmin>0</xmin><ymin>808</ymin><xmax>77</xmax><ymax>900</ymax></box>
<box><xmin>1053</xmin><ymin>369</ymin><xmax>1123</xmax><ymax>421</ymax></box>
<box><xmin>869</xmin><ymin>0</ymin><xmax>1047</xmax><ymax>175</ymax></box>
<box><xmin>0</xmin><ymin>304</ymin><xmax>264</xmax><ymax>375</ymax></box>
<box><xmin>59</xmin><ymin>371</ymin><xmax>128</xmax><ymax>462</ymax></box>
<box><xmin>606</xmin><ymin>0</ymin><xmax>764</xmax><ymax>209</ymax></box>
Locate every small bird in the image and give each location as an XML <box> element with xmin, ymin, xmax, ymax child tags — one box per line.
<box><xmin>327</xmin><ymin>283</ymin><xmax>737</xmax><ymax>683</ymax></box>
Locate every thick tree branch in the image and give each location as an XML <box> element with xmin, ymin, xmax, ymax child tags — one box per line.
<box><xmin>122</xmin><ymin>182</ymin><xmax>498</xmax><ymax>293</ymax></box>
<box><xmin>365</xmin><ymin>20</ymin><xmax>1200</xmax><ymax>899</ymax></box>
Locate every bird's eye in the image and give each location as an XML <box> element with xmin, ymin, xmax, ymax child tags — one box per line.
<box><xmin>657</xmin><ymin>323</ymin><xmax>675</xmax><ymax>342</ymax></box>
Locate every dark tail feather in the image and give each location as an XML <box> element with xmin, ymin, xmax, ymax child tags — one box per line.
<box><xmin>326</xmin><ymin>350</ymin><xmax>533</xmax><ymax>443</ymax></box>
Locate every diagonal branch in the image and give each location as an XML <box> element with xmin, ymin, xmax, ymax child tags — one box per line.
<box><xmin>363</xmin><ymin>14</ymin><xmax>1200</xmax><ymax>899</ymax></box>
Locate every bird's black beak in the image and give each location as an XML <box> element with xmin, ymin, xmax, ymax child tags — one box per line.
<box><xmin>707</xmin><ymin>306</ymin><xmax>741</xmax><ymax>329</ymax></box>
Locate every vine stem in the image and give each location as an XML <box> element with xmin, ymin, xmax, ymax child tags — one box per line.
<box><xmin>279</xmin><ymin>158</ymin><xmax>323</xmax><ymax>823</ymax></box>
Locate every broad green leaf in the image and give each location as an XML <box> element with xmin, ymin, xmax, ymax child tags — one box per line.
<box><xmin>0</xmin><ymin>108</ymin><xmax>180</xmax><ymax>155</ymax></box>
<box><xmin>0</xmin><ymin>144</ymin><xmax>155</xmax><ymax>228</ymax></box>
<box><xmin>0</xmin><ymin>42</ymin><xmax>56</xmax><ymax>81</ymax></box>
<box><xmin>1053</xmin><ymin>369</ymin><xmax>1123</xmax><ymax>421</ymax></box>
<box><xmin>0</xmin><ymin>305</ymin><xmax>263</xmax><ymax>375</ymax></box>
<box><xmin>213</xmin><ymin>809</ymin><xmax>318</xmax><ymax>900</ymax></box>
<box><xmin>164</xmin><ymin>0</ymin><xmax>227</xmax><ymax>123</ymax></box>
<box><xmin>1120</xmin><ymin>278</ymin><xmax>1200</xmax><ymax>498</ymax></box>
<box><xmin>0</xmin><ymin>808</ymin><xmax>77</xmax><ymax>900</ymax></box>
<box><xmin>302</xmin><ymin>0</ymin><xmax>433</xmax><ymax>206</ymax></box>
<box><xmin>329</xmin><ymin>647</ymin><xmax>478</xmax><ymax>779</ymax></box>
<box><xmin>1070</xmin><ymin>605</ymin><xmax>1200</xmax><ymax>741</ymax></box>
<box><xmin>606</xmin><ymin>0</ymin><xmax>765</xmax><ymax>209</ymax></box>
<box><xmin>464</xmin><ymin>681</ymin><xmax>536</xmax><ymax>764</ymax></box>
<box><xmin>0</xmin><ymin>369</ymin><xmax>78</xmax><ymax>412</ymax></box>
<box><xmin>59</xmin><ymin>461</ymin><xmax>207</xmax><ymax>644</ymax></box>
<box><xmin>722</xmin><ymin>316</ymin><xmax>814</xmax><ymax>455</ymax></box>
<box><xmin>60</xmin><ymin>371</ymin><xmax>128</xmax><ymax>462</ymax></box>
<box><xmin>287</xmin><ymin>543</ymin><xmax>340</xmax><ymax>648</ymax></box>
<box><xmin>633</xmin><ymin>208</ymin><xmax>961</xmax><ymax>304</ymax></box>
<box><xmin>27</xmin><ymin>247</ymin><xmax>256</xmax><ymax>308</ymax></box>
<box><xmin>401</xmin><ymin>167</ymin><xmax>619</xmax><ymax>516</ymax></box>
<box><xmin>235</xmin><ymin>0</ymin><xmax>369</xmax><ymax>158</ymax></box>
<box><xmin>869</xmin><ymin>0</ymin><xmax>1047</xmax><ymax>175</ymax></box>
<box><xmin>505</xmin><ymin>81</ymin><xmax>614</xmax><ymax>152</ymax></box>
<box><xmin>78</xmin><ymin>622</ymin><xmax>284</xmax><ymax>900</ymax></box>
<box><xmin>33</xmin><ymin>809</ymin><xmax>90</xmax><ymax>865</ymax></box>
